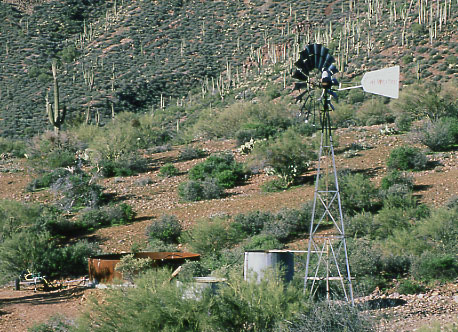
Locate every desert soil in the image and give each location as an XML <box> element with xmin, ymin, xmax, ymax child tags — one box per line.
<box><xmin>0</xmin><ymin>123</ymin><xmax>457</xmax><ymax>331</ymax></box>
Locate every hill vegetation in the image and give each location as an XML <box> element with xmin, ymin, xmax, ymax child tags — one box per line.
<box><xmin>0</xmin><ymin>0</ymin><xmax>457</xmax><ymax>137</ymax></box>
<box><xmin>0</xmin><ymin>0</ymin><xmax>457</xmax><ymax>331</ymax></box>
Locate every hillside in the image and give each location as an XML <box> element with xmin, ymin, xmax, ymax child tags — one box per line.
<box><xmin>0</xmin><ymin>124</ymin><xmax>458</xmax><ymax>331</ymax></box>
<box><xmin>0</xmin><ymin>0</ymin><xmax>457</xmax><ymax>138</ymax></box>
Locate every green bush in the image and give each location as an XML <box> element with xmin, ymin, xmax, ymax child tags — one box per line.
<box><xmin>183</xmin><ymin>217</ymin><xmax>243</xmax><ymax>255</ymax></box>
<box><xmin>99</xmin><ymin>154</ymin><xmax>149</xmax><ymax>177</ymax></box>
<box><xmin>346</xmin><ymin>212</ymin><xmax>374</xmax><ymax>238</ymax></box>
<box><xmin>28</xmin><ymin>315</ymin><xmax>74</xmax><ymax>332</ymax></box>
<box><xmin>0</xmin><ymin>231</ymin><xmax>98</xmax><ymax>283</ymax></box>
<box><xmin>396</xmin><ymin>279</ymin><xmax>426</xmax><ymax>295</ymax></box>
<box><xmin>178</xmin><ymin>146</ymin><xmax>206</xmax><ymax>161</ymax></box>
<box><xmin>380</xmin><ymin>170</ymin><xmax>414</xmax><ymax>191</ymax></box>
<box><xmin>158</xmin><ymin>163</ymin><xmax>180</xmax><ymax>177</ymax></box>
<box><xmin>188</xmin><ymin>153</ymin><xmax>246</xmax><ymax>189</ymax></box>
<box><xmin>243</xmin><ymin>234</ymin><xmax>283</xmax><ymax>251</ymax></box>
<box><xmin>50</xmin><ymin>172</ymin><xmax>103</xmax><ymax>210</ymax></box>
<box><xmin>191</xmin><ymin>101</ymin><xmax>291</xmax><ymax>140</ymax></box>
<box><xmin>416</xmin><ymin>117</ymin><xmax>458</xmax><ymax>151</ymax></box>
<box><xmin>26</xmin><ymin>131</ymin><xmax>81</xmax><ymax>169</ymax></box>
<box><xmin>76</xmin><ymin>204</ymin><xmax>136</xmax><ymax>232</ymax></box>
<box><xmin>250</xmin><ymin>127</ymin><xmax>315</xmax><ymax>186</ymax></box>
<box><xmin>232</xmin><ymin>210</ymin><xmax>274</xmax><ymax>236</ymax></box>
<box><xmin>286</xmin><ymin>300</ymin><xmax>374</xmax><ymax>332</ymax></box>
<box><xmin>0</xmin><ymin>138</ymin><xmax>26</xmax><ymax>157</ymax></box>
<box><xmin>338</xmin><ymin>172</ymin><xmax>379</xmax><ymax>216</ymax></box>
<box><xmin>114</xmin><ymin>254</ymin><xmax>153</xmax><ymax>282</ymax></box>
<box><xmin>260</xmin><ymin>178</ymin><xmax>289</xmax><ymax>192</ymax></box>
<box><xmin>178</xmin><ymin>179</ymin><xmax>223</xmax><ymax>201</ymax></box>
<box><xmin>264</xmin><ymin>207</ymin><xmax>311</xmax><ymax>243</ymax></box>
<box><xmin>26</xmin><ymin>168</ymin><xmax>71</xmax><ymax>191</ymax></box>
<box><xmin>146</xmin><ymin>215</ymin><xmax>182</xmax><ymax>244</ymax></box>
<box><xmin>411</xmin><ymin>251</ymin><xmax>458</xmax><ymax>281</ymax></box>
<box><xmin>76</xmin><ymin>268</ymin><xmax>305</xmax><ymax>332</ymax></box>
<box><xmin>355</xmin><ymin>99</ymin><xmax>393</xmax><ymax>126</ymax></box>
<box><xmin>387</xmin><ymin>146</ymin><xmax>428</xmax><ymax>171</ymax></box>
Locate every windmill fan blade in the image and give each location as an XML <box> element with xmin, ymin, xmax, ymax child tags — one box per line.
<box><xmin>292</xmin><ymin>70</ymin><xmax>308</xmax><ymax>81</ymax></box>
<box><xmin>328</xmin><ymin>64</ymin><xmax>339</xmax><ymax>75</ymax></box>
<box><xmin>322</xmin><ymin>54</ymin><xmax>335</xmax><ymax>70</ymax></box>
<box><xmin>294</xmin><ymin>60</ymin><xmax>310</xmax><ymax>75</ymax></box>
<box><xmin>318</xmin><ymin>47</ymin><xmax>329</xmax><ymax>70</ymax></box>
<box><xmin>293</xmin><ymin>82</ymin><xmax>309</xmax><ymax>91</ymax></box>
<box><xmin>299</xmin><ymin>49</ymin><xmax>310</xmax><ymax>61</ymax></box>
<box><xmin>306</xmin><ymin>44</ymin><xmax>316</xmax><ymax>68</ymax></box>
<box><xmin>314</xmin><ymin>44</ymin><xmax>322</xmax><ymax>70</ymax></box>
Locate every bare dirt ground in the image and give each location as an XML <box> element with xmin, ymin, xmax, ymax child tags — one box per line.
<box><xmin>0</xmin><ymin>124</ymin><xmax>457</xmax><ymax>331</ymax></box>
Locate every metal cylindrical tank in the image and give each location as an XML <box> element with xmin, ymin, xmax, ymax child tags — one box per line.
<box><xmin>243</xmin><ymin>250</ymin><xmax>294</xmax><ymax>283</ymax></box>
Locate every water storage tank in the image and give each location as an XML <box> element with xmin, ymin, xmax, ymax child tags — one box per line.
<box><xmin>244</xmin><ymin>250</ymin><xmax>294</xmax><ymax>283</ymax></box>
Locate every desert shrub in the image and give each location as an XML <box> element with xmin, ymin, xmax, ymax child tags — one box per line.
<box><xmin>99</xmin><ymin>154</ymin><xmax>149</xmax><ymax>177</ymax></box>
<box><xmin>77</xmin><ymin>268</ymin><xmax>305</xmax><ymax>332</ymax></box>
<box><xmin>250</xmin><ymin>127</ymin><xmax>315</xmax><ymax>186</ymax></box>
<box><xmin>372</xmin><ymin>207</ymin><xmax>411</xmax><ymax>239</ymax></box>
<box><xmin>158</xmin><ymin>163</ymin><xmax>180</xmax><ymax>177</ymax></box>
<box><xmin>191</xmin><ymin>100</ymin><xmax>291</xmax><ymax>140</ymax></box>
<box><xmin>414</xmin><ymin>208</ymin><xmax>458</xmax><ymax>252</ymax></box>
<box><xmin>178</xmin><ymin>146</ymin><xmax>206</xmax><ymax>160</ymax></box>
<box><xmin>338</xmin><ymin>172</ymin><xmax>379</xmax><ymax>215</ymax></box>
<box><xmin>0</xmin><ymin>200</ymin><xmax>46</xmax><ymax>239</ymax></box>
<box><xmin>146</xmin><ymin>215</ymin><xmax>182</xmax><ymax>244</ymax></box>
<box><xmin>286</xmin><ymin>300</ymin><xmax>374</xmax><ymax>332</ymax></box>
<box><xmin>188</xmin><ymin>153</ymin><xmax>246</xmax><ymax>188</ymax></box>
<box><xmin>347</xmin><ymin>239</ymin><xmax>382</xmax><ymax>279</ymax></box>
<box><xmin>243</xmin><ymin>234</ymin><xmax>283</xmax><ymax>251</ymax></box>
<box><xmin>330</xmin><ymin>104</ymin><xmax>357</xmax><ymax>128</ymax></box>
<box><xmin>183</xmin><ymin>217</ymin><xmax>243</xmax><ymax>255</ymax></box>
<box><xmin>346</xmin><ymin>211</ymin><xmax>374</xmax><ymax>238</ymax></box>
<box><xmin>232</xmin><ymin>210</ymin><xmax>274</xmax><ymax>236</ymax></box>
<box><xmin>235</xmin><ymin>122</ymin><xmax>277</xmax><ymax>145</ymax></box>
<box><xmin>76</xmin><ymin>204</ymin><xmax>136</xmax><ymax>232</ymax></box>
<box><xmin>28</xmin><ymin>315</ymin><xmax>74</xmax><ymax>332</ymax></box>
<box><xmin>51</xmin><ymin>172</ymin><xmax>103</xmax><ymax>210</ymax></box>
<box><xmin>178</xmin><ymin>179</ymin><xmax>223</xmax><ymax>201</ymax></box>
<box><xmin>0</xmin><ymin>231</ymin><xmax>98</xmax><ymax>283</ymax></box>
<box><xmin>380</xmin><ymin>170</ymin><xmax>414</xmax><ymax>191</ymax></box>
<box><xmin>26</xmin><ymin>168</ymin><xmax>71</xmax><ymax>191</ymax></box>
<box><xmin>26</xmin><ymin>131</ymin><xmax>82</xmax><ymax>169</ymax></box>
<box><xmin>387</xmin><ymin>146</ymin><xmax>428</xmax><ymax>171</ymax></box>
<box><xmin>381</xmin><ymin>254</ymin><xmax>411</xmax><ymax>278</ymax></box>
<box><xmin>114</xmin><ymin>254</ymin><xmax>152</xmax><ymax>282</ymax></box>
<box><xmin>75</xmin><ymin>269</ymin><xmax>206</xmax><ymax>332</ymax></box>
<box><xmin>390</xmin><ymin>83</ymin><xmax>458</xmax><ymax>123</ymax></box>
<box><xmin>260</xmin><ymin>178</ymin><xmax>289</xmax><ymax>192</ymax></box>
<box><xmin>264</xmin><ymin>207</ymin><xmax>311</xmax><ymax>243</ymax></box>
<box><xmin>0</xmin><ymin>137</ymin><xmax>26</xmax><ymax>157</ymax></box>
<box><xmin>207</xmin><ymin>270</ymin><xmax>305</xmax><ymax>332</ymax></box>
<box><xmin>411</xmin><ymin>251</ymin><xmax>458</xmax><ymax>281</ymax></box>
<box><xmin>355</xmin><ymin>99</ymin><xmax>393</xmax><ymax>126</ymax></box>
<box><xmin>396</xmin><ymin>279</ymin><xmax>426</xmax><ymax>295</ymax></box>
<box><xmin>446</xmin><ymin>196</ymin><xmax>458</xmax><ymax>210</ymax></box>
<box><xmin>394</xmin><ymin>112</ymin><xmax>413</xmax><ymax>131</ymax></box>
<box><xmin>402</xmin><ymin>54</ymin><xmax>414</xmax><ymax>64</ymax></box>
<box><xmin>415</xmin><ymin>117</ymin><xmax>458</xmax><ymax>151</ymax></box>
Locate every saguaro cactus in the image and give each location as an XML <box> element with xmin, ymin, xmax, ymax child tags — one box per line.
<box><xmin>46</xmin><ymin>60</ymin><xmax>66</xmax><ymax>134</ymax></box>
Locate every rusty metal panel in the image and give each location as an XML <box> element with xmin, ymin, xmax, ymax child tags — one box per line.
<box><xmin>88</xmin><ymin>252</ymin><xmax>200</xmax><ymax>284</ymax></box>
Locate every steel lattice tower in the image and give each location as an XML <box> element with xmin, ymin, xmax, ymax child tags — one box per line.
<box><xmin>304</xmin><ymin>89</ymin><xmax>354</xmax><ymax>304</ymax></box>
<box><xmin>292</xmin><ymin>43</ymin><xmax>353</xmax><ymax>303</ymax></box>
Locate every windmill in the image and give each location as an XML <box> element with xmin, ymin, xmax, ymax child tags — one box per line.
<box><xmin>292</xmin><ymin>44</ymin><xmax>400</xmax><ymax>304</ymax></box>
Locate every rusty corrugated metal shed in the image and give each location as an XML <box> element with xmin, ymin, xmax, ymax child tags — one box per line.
<box><xmin>88</xmin><ymin>252</ymin><xmax>200</xmax><ymax>284</ymax></box>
